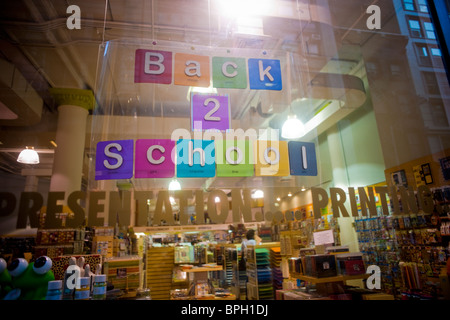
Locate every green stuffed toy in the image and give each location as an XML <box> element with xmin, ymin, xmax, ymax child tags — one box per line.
<box><xmin>0</xmin><ymin>258</ymin><xmax>13</xmax><ymax>299</ymax></box>
<box><xmin>7</xmin><ymin>256</ymin><xmax>55</xmax><ymax>300</ymax></box>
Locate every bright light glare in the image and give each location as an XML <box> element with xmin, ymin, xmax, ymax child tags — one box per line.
<box><xmin>281</xmin><ymin>114</ymin><xmax>305</xmax><ymax>139</ymax></box>
<box><xmin>252</xmin><ymin>189</ymin><xmax>264</xmax><ymax>199</ymax></box>
<box><xmin>168</xmin><ymin>179</ymin><xmax>181</xmax><ymax>191</ymax></box>
<box><xmin>219</xmin><ymin>0</ymin><xmax>273</xmax><ymax>18</ymax></box>
<box><xmin>17</xmin><ymin>147</ymin><xmax>39</xmax><ymax>164</ymax></box>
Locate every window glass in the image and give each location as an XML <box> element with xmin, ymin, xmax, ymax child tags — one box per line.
<box><xmin>403</xmin><ymin>0</ymin><xmax>415</xmax><ymax>11</ymax></box>
<box><xmin>431</xmin><ymin>47</ymin><xmax>442</xmax><ymax>56</ymax></box>
<box><xmin>424</xmin><ymin>21</ymin><xmax>436</xmax><ymax>39</ymax></box>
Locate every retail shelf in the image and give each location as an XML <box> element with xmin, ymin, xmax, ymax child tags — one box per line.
<box><xmin>292</xmin><ymin>273</ymin><xmax>369</xmax><ymax>283</ymax></box>
<box><xmin>184</xmin><ymin>266</ymin><xmax>223</xmax><ymax>272</ymax></box>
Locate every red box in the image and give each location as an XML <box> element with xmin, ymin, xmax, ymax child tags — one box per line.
<box><xmin>336</xmin><ymin>253</ymin><xmax>365</xmax><ymax>275</ymax></box>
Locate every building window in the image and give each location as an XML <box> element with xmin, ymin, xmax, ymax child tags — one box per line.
<box><xmin>403</xmin><ymin>0</ymin><xmax>416</xmax><ymax>11</ymax></box>
<box><xmin>430</xmin><ymin>47</ymin><xmax>441</xmax><ymax>56</ymax></box>
<box><xmin>422</xmin><ymin>72</ymin><xmax>441</xmax><ymax>95</ymax></box>
<box><xmin>429</xmin><ymin>99</ymin><xmax>449</xmax><ymax>127</ymax></box>
<box><xmin>417</xmin><ymin>0</ymin><xmax>429</xmax><ymax>13</ymax></box>
<box><xmin>408</xmin><ymin>18</ymin><xmax>422</xmax><ymax>37</ymax></box>
<box><xmin>415</xmin><ymin>43</ymin><xmax>432</xmax><ymax>66</ymax></box>
<box><xmin>423</xmin><ymin>22</ymin><xmax>436</xmax><ymax>39</ymax></box>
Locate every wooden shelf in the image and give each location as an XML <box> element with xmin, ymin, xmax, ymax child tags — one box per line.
<box><xmin>184</xmin><ymin>266</ymin><xmax>223</xmax><ymax>273</ymax></box>
<box><xmin>292</xmin><ymin>273</ymin><xmax>369</xmax><ymax>284</ymax></box>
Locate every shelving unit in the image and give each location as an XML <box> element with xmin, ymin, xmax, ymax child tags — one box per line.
<box><xmin>146</xmin><ymin>247</ymin><xmax>175</xmax><ymax>300</ymax></box>
<box><xmin>246</xmin><ymin>243</ymin><xmax>280</xmax><ymax>300</ymax></box>
<box><xmin>270</xmin><ymin>247</ymin><xmax>283</xmax><ymax>292</ymax></box>
<box><xmin>184</xmin><ymin>265</ymin><xmax>224</xmax><ymax>298</ymax></box>
<box><xmin>104</xmin><ymin>256</ymin><xmax>141</xmax><ymax>292</ymax></box>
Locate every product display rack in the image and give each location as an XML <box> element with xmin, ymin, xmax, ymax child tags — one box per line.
<box><xmin>270</xmin><ymin>247</ymin><xmax>283</xmax><ymax>293</ymax></box>
<box><xmin>104</xmin><ymin>256</ymin><xmax>142</xmax><ymax>294</ymax></box>
<box><xmin>245</xmin><ymin>243</ymin><xmax>279</xmax><ymax>300</ymax></box>
<box><xmin>355</xmin><ymin>206</ymin><xmax>450</xmax><ymax>299</ymax></box>
<box><xmin>34</xmin><ymin>228</ymin><xmax>80</xmax><ymax>259</ymax></box>
<box><xmin>146</xmin><ymin>247</ymin><xmax>175</xmax><ymax>300</ymax></box>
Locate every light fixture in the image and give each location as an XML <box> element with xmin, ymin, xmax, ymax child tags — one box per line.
<box><xmin>252</xmin><ymin>189</ymin><xmax>264</xmax><ymax>199</ymax></box>
<box><xmin>301</xmin><ymin>186</ymin><xmax>306</xmax><ymax>192</ymax></box>
<box><xmin>168</xmin><ymin>179</ymin><xmax>181</xmax><ymax>191</ymax></box>
<box><xmin>276</xmin><ymin>197</ymin><xmax>281</xmax><ymax>202</ymax></box>
<box><xmin>17</xmin><ymin>146</ymin><xmax>39</xmax><ymax>164</ymax></box>
<box><xmin>214</xmin><ymin>196</ymin><xmax>221</xmax><ymax>203</ymax></box>
<box><xmin>287</xmin><ymin>192</ymin><xmax>292</xmax><ymax>197</ymax></box>
<box><xmin>281</xmin><ymin>114</ymin><xmax>305</xmax><ymax>139</ymax></box>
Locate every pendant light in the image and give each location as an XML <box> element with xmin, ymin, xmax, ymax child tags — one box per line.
<box><xmin>281</xmin><ymin>113</ymin><xmax>305</xmax><ymax>139</ymax></box>
<box><xmin>168</xmin><ymin>179</ymin><xmax>181</xmax><ymax>191</ymax></box>
<box><xmin>17</xmin><ymin>146</ymin><xmax>40</xmax><ymax>164</ymax></box>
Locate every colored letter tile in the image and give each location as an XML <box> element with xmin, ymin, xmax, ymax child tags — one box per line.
<box><xmin>248</xmin><ymin>58</ymin><xmax>282</xmax><ymax>90</ymax></box>
<box><xmin>95</xmin><ymin>140</ymin><xmax>134</xmax><ymax>180</ymax></box>
<box><xmin>212</xmin><ymin>57</ymin><xmax>247</xmax><ymax>89</ymax></box>
<box><xmin>134</xmin><ymin>49</ymin><xmax>172</xmax><ymax>84</ymax></box>
<box><xmin>135</xmin><ymin>139</ymin><xmax>175</xmax><ymax>178</ymax></box>
<box><xmin>215</xmin><ymin>140</ymin><xmax>254</xmax><ymax>177</ymax></box>
<box><xmin>176</xmin><ymin>139</ymin><xmax>215</xmax><ymax>178</ymax></box>
<box><xmin>191</xmin><ymin>93</ymin><xmax>231</xmax><ymax>131</ymax></box>
<box><xmin>254</xmin><ymin>140</ymin><xmax>289</xmax><ymax>176</ymax></box>
<box><xmin>288</xmin><ymin>141</ymin><xmax>318</xmax><ymax>176</ymax></box>
<box><xmin>174</xmin><ymin>53</ymin><xmax>210</xmax><ymax>87</ymax></box>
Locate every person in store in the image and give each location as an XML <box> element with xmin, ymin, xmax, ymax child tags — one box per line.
<box><xmin>239</xmin><ymin>229</ymin><xmax>256</xmax><ymax>270</ymax></box>
<box><xmin>240</xmin><ymin>229</ymin><xmax>256</xmax><ymax>299</ymax></box>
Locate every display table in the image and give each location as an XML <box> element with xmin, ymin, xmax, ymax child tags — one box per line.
<box><xmin>184</xmin><ymin>265</ymin><xmax>223</xmax><ymax>298</ymax></box>
<box><xmin>291</xmin><ymin>272</ymin><xmax>369</xmax><ymax>296</ymax></box>
<box><xmin>292</xmin><ymin>273</ymin><xmax>369</xmax><ymax>284</ymax></box>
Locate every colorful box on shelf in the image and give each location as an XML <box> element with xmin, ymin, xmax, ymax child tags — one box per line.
<box><xmin>303</xmin><ymin>254</ymin><xmax>337</xmax><ymax>278</ymax></box>
<box><xmin>336</xmin><ymin>253</ymin><xmax>365</xmax><ymax>276</ymax></box>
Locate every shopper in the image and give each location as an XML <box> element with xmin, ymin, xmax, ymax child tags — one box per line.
<box><xmin>239</xmin><ymin>229</ymin><xmax>256</xmax><ymax>270</ymax></box>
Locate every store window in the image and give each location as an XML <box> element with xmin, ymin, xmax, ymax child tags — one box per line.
<box><xmin>0</xmin><ymin>0</ymin><xmax>449</xmax><ymax>303</ymax></box>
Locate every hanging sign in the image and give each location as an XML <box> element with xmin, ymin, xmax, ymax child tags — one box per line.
<box><xmin>134</xmin><ymin>49</ymin><xmax>283</xmax><ymax>91</ymax></box>
<box><xmin>191</xmin><ymin>93</ymin><xmax>231</xmax><ymax>132</ymax></box>
<box><xmin>95</xmin><ymin>138</ymin><xmax>318</xmax><ymax>180</ymax></box>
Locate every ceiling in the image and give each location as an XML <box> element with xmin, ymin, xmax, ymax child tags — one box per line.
<box><xmin>0</xmin><ymin>0</ymin><xmax>388</xmax><ymax>194</ymax></box>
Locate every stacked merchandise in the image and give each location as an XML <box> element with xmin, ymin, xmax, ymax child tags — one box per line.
<box><xmin>146</xmin><ymin>247</ymin><xmax>175</xmax><ymax>300</ymax></box>
<box><xmin>0</xmin><ymin>237</ymin><xmax>35</xmax><ymax>262</ymax></box>
<box><xmin>303</xmin><ymin>254</ymin><xmax>337</xmax><ymax>278</ymax></box>
<box><xmin>270</xmin><ymin>247</ymin><xmax>283</xmax><ymax>293</ymax></box>
<box><xmin>224</xmin><ymin>248</ymin><xmax>233</xmax><ymax>287</ymax></box>
<box><xmin>34</xmin><ymin>229</ymin><xmax>76</xmax><ymax>258</ymax></box>
<box><xmin>355</xmin><ymin>212</ymin><xmax>449</xmax><ymax>299</ymax></box>
<box><xmin>104</xmin><ymin>256</ymin><xmax>141</xmax><ymax>291</ymax></box>
<box><xmin>238</xmin><ymin>266</ymin><xmax>247</xmax><ymax>298</ymax></box>
<box><xmin>213</xmin><ymin>245</ymin><xmax>226</xmax><ymax>286</ymax></box>
<box><xmin>355</xmin><ymin>216</ymin><xmax>401</xmax><ymax>296</ymax></box>
<box><xmin>258</xmin><ymin>227</ymin><xmax>272</xmax><ymax>242</ymax></box>
<box><xmin>255</xmin><ymin>248</ymin><xmax>273</xmax><ymax>300</ymax></box>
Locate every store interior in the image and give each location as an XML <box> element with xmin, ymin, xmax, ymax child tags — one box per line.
<box><xmin>0</xmin><ymin>0</ymin><xmax>449</xmax><ymax>300</ymax></box>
